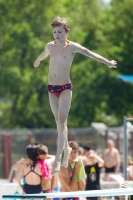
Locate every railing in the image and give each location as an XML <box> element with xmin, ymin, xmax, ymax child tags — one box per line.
<box><xmin>2</xmin><ymin>188</ymin><xmax>133</xmax><ymax>199</ymax></box>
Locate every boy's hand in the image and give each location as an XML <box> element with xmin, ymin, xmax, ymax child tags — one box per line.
<box><xmin>88</xmin><ymin>153</ymin><xmax>96</xmax><ymax>159</ymax></box>
<box><xmin>34</xmin><ymin>60</ymin><xmax>40</xmax><ymax>68</ymax></box>
<box><xmin>108</xmin><ymin>60</ymin><xmax>117</xmax><ymax>68</ymax></box>
<box><xmin>22</xmin><ymin>158</ymin><xmax>33</xmax><ymax>165</ymax></box>
<box><xmin>74</xmin><ymin>161</ymin><xmax>81</xmax><ymax>173</ymax></box>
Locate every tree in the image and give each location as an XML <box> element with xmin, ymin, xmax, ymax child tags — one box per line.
<box><xmin>1</xmin><ymin>0</ymin><xmax>132</xmax><ymax>128</ymax></box>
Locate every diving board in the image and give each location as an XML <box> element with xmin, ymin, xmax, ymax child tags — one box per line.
<box><xmin>2</xmin><ymin>188</ymin><xmax>133</xmax><ymax>199</ymax></box>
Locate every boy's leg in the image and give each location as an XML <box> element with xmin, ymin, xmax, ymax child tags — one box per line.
<box><xmin>49</xmin><ymin>93</ymin><xmax>61</xmax><ymax>175</ymax></box>
<box><xmin>48</xmin><ymin>93</ymin><xmax>59</xmax><ymax>120</ymax></box>
<box><xmin>49</xmin><ymin>90</ymin><xmax>72</xmax><ymax>175</ymax></box>
<box><xmin>56</xmin><ymin>89</ymin><xmax>72</xmax><ymax>172</ymax></box>
<box><xmin>55</xmin><ymin>119</ymin><xmax>72</xmax><ymax>168</ymax></box>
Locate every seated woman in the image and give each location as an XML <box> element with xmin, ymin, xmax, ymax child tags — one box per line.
<box><xmin>15</xmin><ymin>144</ymin><xmax>42</xmax><ymax>194</ymax></box>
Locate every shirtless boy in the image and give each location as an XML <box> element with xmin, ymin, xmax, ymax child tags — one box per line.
<box><xmin>103</xmin><ymin>139</ymin><xmax>120</xmax><ymax>181</ymax></box>
<box><xmin>34</xmin><ymin>16</ymin><xmax>117</xmax><ymax>175</ymax></box>
<box><xmin>58</xmin><ymin>141</ymin><xmax>85</xmax><ymax>200</ymax></box>
<box><xmin>36</xmin><ymin>144</ymin><xmax>55</xmax><ymax>193</ymax></box>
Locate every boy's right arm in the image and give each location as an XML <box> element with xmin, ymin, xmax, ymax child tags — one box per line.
<box><xmin>34</xmin><ymin>43</ymin><xmax>50</xmax><ymax>68</ymax></box>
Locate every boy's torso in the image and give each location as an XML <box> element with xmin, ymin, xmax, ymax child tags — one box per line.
<box><xmin>41</xmin><ymin>177</ymin><xmax>51</xmax><ymax>190</ymax></box>
<box><xmin>48</xmin><ymin>41</ymin><xmax>75</xmax><ymax>85</ymax></box>
<box><xmin>41</xmin><ymin>157</ymin><xmax>55</xmax><ymax>190</ymax></box>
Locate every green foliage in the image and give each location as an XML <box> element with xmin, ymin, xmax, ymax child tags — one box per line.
<box><xmin>0</xmin><ymin>0</ymin><xmax>133</xmax><ymax>128</ymax></box>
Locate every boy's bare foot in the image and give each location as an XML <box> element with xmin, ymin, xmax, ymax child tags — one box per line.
<box><xmin>62</xmin><ymin>147</ymin><xmax>72</xmax><ymax>168</ymax></box>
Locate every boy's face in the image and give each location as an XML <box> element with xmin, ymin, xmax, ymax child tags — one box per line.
<box><xmin>52</xmin><ymin>25</ymin><xmax>68</xmax><ymax>41</ymax></box>
<box><xmin>69</xmin><ymin>149</ymin><xmax>79</xmax><ymax>161</ymax></box>
<box><xmin>38</xmin><ymin>154</ymin><xmax>47</xmax><ymax>160</ymax></box>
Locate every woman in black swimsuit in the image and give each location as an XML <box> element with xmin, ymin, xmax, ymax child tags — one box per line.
<box><xmin>15</xmin><ymin>144</ymin><xmax>42</xmax><ymax>194</ymax></box>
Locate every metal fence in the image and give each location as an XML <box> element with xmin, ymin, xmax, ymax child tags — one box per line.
<box><xmin>0</xmin><ymin>126</ymin><xmax>131</xmax><ymax>179</ymax></box>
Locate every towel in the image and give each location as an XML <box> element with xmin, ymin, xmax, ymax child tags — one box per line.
<box><xmin>38</xmin><ymin>159</ymin><xmax>50</xmax><ymax>179</ymax></box>
<box><xmin>70</xmin><ymin>158</ymin><xmax>86</xmax><ymax>181</ymax></box>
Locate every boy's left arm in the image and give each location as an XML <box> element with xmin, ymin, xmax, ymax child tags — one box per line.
<box><xmin>72</xmin><ymin>43</ymin><xmax>117</xmax><ymax>68</ymax></box>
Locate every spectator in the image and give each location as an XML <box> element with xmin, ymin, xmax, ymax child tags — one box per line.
<box><xmin>15</xmin><ymin>144</ymin><xmax>42</xmax><ymax>194</ymax></box>
<box><xmin>83</xmin><ymin>145</ymin><xmax>91</xmax><ymax>156</ymax></box>
<box><xmin>78</xmin><ymin>146</ymin><xmax>88</xmax><ymax>166</ymax></box>
<box><xmin>127</xmin><ymin>157</ymin><xmax>133</xmax><ymax>181</ymax></box>
<box><xmin>120</xmin><ymin>181</ymin><xmax>133</xmax><ymax>200</ymax></box>
<box><xmin>58</xmin><ymin>141</ymin><xmax>86</xmax><ymax>200</ymax></box>
<box><xmin>36</xmin><ymin>144</ymin><xmax>55</xmax><ymax>193</ymax></box>
<box><xmin>103</xmin><ymin>139</ymin><xmax>120</xmax><ymax>181</ymax></box>
<box><xmin>85</xmin><ymin>150</ymin><xmax>104</xmax><ymax>200</ymax></box>
<box><xmin>14</xmin><ymin>144</ymin><xmax>56</xmax><ymax>196</ymax></box>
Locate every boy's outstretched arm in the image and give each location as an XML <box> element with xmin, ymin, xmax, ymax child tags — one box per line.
<box><xmin>34</xmin><ymin>44</ymin><xmax>49</xmax><ymax>68</ymax></box>
<box><xmin>72</xmin><ymin>43</ymin><xmax>117</xmax><ymax>68</ymax></box>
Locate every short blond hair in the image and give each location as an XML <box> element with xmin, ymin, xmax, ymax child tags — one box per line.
<box><xmin>69</xmin><ymin>141</ymin><xmax>79</xmax><ymax>151</ymax></box>
<box><xmin>51</xmin><ymin>16</ymin><xmax>70</xmax><ymax>32</ymax></box>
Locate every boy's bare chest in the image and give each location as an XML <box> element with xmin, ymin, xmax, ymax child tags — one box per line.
<box><xmin>50</xmin><ymin>46</ymin><xmax>73</xmax><ymax>59</ymax></box>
